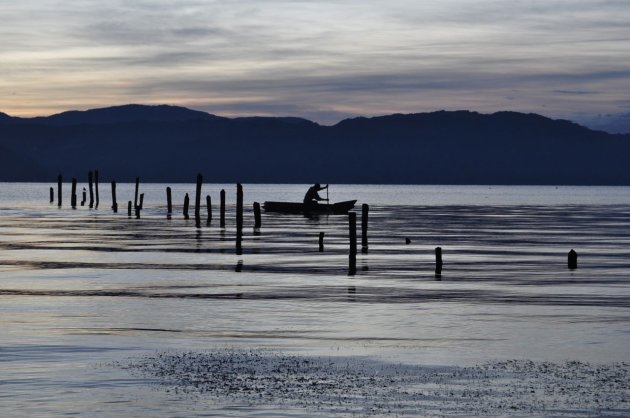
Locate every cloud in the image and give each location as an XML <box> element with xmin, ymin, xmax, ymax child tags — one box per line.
<box><xmin>1</xmin><ymin>0</ymin><xmax>630</xmax><ymax>124</ymax></box>
<box><xmin>552</xmin><ymin>90</ymin><xmax>598</xmax><ymax>95</ymax></box>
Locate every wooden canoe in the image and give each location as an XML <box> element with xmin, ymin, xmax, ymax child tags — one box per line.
<box><xmin>263</xmin><ymin>200</ymin><xmax>357</xmax><ymax>214</ymax></box>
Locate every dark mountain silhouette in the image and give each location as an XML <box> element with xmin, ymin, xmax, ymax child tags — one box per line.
<box><xmin>1</xmin><ymin>105</ymin><xmax>629</xmax><ymax>184</ymax></box>
<box><xmin>6</xmin><ymin>104</ymin><xmax>222</xmax><ymax>126</ymax></box>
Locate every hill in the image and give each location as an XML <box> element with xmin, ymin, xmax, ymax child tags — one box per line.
<box><xmin>1</xmin><ymin>105</ymin><xmax>629</xmax><ymax>184</ymax></box>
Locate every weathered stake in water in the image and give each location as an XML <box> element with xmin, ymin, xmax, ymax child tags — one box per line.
<box><xmin>195</xmin><ymin>173</ymin><xmax>202</xmax><ymax>222</ymax></box>
<box><xmin>435</xmin><ymin>246</ymin><xmax>443</xmax><ymax>279</ymax></box>
<box><xmin>206</xmin><ymin>195</ymin><xmax>212</xmax><ymax>225</ymax></box>
<box><xmin>220</xmin><ymin>189</ymin><xmax>226</xmax><ymax>228</ymax></box>
<box><xmin>166</xmin><ymin>187</ymin><xmax>172</xmax><ymax>218</ymax></box>
<box><xmin>349</xmin><ymin>212</ymin><xmax>357</xmax><ymax>275</ymax></box>
<box><xmin>183</xmin><ymin>193</ymin><xmax>190</xmax><ymax>220</ymax></box>
<box><xmin>319</xmin><ymin>232</ymin><xmax>325</xmax><ymax>252</ymax></box>
<box><xmin>88</xmin><ymin>171</ymin><xmax>94</xmax><ymax>208</ymax></box>
<box><xmin>111</xmin><ymin>181</ymin><xmax>118</xmax><ymax>213</ymax></box>
<box><xmin>253</xmin><ymin>202</ymin><xmax>261</xmax><ymax>229</ymax></box>
<box><xmin>57</xmin><ymin>174</ymin><xmax>62</xmax><ymax>207</ymax></box>
<box><xmin>568</xmin><ymin>249</ymin><xmax>578</xmax><ymax>270</ymax></box>
<box><xmin>135</xmin><ymin>194</ymin><xmax>143</xmax><ymax>219</ymax></box>
<box><xmin>134</xmin><ymin>177</ymin><xmax>140</xmax><ymax>209</ymax></box>
<box><xmin>94</xmin><ymin>170</ymin><xmax>99</xmax><ymax>209</ymax></box>
<box><xmin>71</xmin><ymin>178</ymin><xmax>77</xmax><ymax>209</ymax></box>
<box><xmin>361</xmin><ymin>203</ymin><xmax>369</xmax><ymax>254</ymax></box>
<box><xmin>236</xmin><ymin>183</ymin><xmax>243</xmax><ymax>231</ymax></box>
<box><xmin>127</xmin><ymin>201</ymin><xmax>132</xmax><ymax>217</ymax></box>
<box><xmin>236</xmin><ymin>184</ymin><xmax>243</xmax><ymax>255</ymax></box>
<box><xmin>81</xmin><ymin>188</ymin><xmax>86</xmax><ymax>206</ymax></box>
<box><xmin>49</xmin><ymin>187</ymin><xmax>54</xmax><ymax>203</ymax></box>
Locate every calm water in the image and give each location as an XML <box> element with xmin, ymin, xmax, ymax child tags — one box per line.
<box><xmin>1</xmin><ymin>183</ymin><xmax>629</xmax><ymax>416</ymax></box>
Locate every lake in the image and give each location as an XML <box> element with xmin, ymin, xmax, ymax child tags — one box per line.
<box><xmin>1</xmin><ymin>183</ymin><xmax>629</xmax><ymax>416</ymax></box>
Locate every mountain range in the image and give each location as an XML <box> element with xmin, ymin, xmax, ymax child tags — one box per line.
<box><xmin>1</xmin><ymin>104</ymin><xmax>629</xmax><ymax>184</ymax></box>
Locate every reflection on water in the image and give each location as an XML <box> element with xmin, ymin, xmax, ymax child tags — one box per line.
<box><xmin>1</xmin><ymin>183</ymin><xmax>629</xmax><ymax>416</ymax></box>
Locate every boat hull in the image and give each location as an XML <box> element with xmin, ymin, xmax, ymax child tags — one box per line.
<box><xmin>263</xmin><ymin>200</ymin><xmax>357</xmax><ymax>214</ymax></box>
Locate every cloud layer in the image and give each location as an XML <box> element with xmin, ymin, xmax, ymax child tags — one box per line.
<box><xmin>1</xmin><ymin>0</ymin><xmax>629</xmax><ymax>124</ymax></box>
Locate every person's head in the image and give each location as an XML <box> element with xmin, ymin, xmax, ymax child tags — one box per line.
<box><xmin>314</xmin><ymin>183</ymin><xmax>320</xmax><ymax>188</ymax></box>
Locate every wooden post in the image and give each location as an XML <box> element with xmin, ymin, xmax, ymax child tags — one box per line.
<box><xmin>135</xmin><ymin>205</ymin><xmax>140</xmax><ymax>219</ymax></box>
<box><xmin>134</xmin><ymin>177</ymin><xmax>140</xmax><ymax>209</ymax></box>
<box><xmin>139</xmin><ymin>193</ymin><xmax>144</xmax><ymax>210</ymax></box>
<box><xmin>206</xmin><ymin>195</ymin><xmax>212</xmax><ymax>225</ymax></box>
<box><xmin>111</xmin><ymin>181</ymin><xmax>118</xmax><ymax>213</ymax></box>
<box><xmin>71</xmin><ymin>178</ymin><xmax>77</xmax><ymax>209</ymax></box>
<box><xmin>81</xmin><ymin>188</ymin><xmax>86</xmax><ymax>206</ymax></box>
<box><xmin>49</xmin><ymin>187</ymin><xmax>54</xmax><ymax>203</ymax></box>
<box><xmin>435</xmin><ymin>247</ymin><xmax>443</xmax><ymax>278</ymax></box>
<box><xmin>236</xmin><ymin>234</ymin><xmax>243</xmax><ymax>255</ymax></box>
<box><xmin>236</xmin><ymin>183</ymin><xmax>243</xmax><ymax>231</ymax></box>
<box><xmin>195</xmin><ymin>173</ymin><xmax>202</xmax><ymax>221</ymax></box>
<box><xmin>236</xmin><ymin>233</ymin><xmax>243</xmax><ymax>254</ymax></box>
<box><xmin>319</xmin><ymin>232</ymin><xmax>325</xmax><ymax>252</ymax></box>
<box><xmin>253</xmin><ymin>202</ymin><xmax>261</xmax><ymax>229</ymax></box>
<box><xmin>166</xmin><ymin>187</ymin><xmax>172</xmax><ymax>217</ymax></box>
<box><xmin>348</xmin><ymin>212</ymin><xmax>357</xmax><ymax>275</ymax></box>
<box><xmin>236</xmin><ymin>184</ymin><xmax>243</xmax><ymax>255</ymax></box>
<box><xmin>57</xmin><ymin>174</ymin><xmax>62</xmax><ymax>207</ymax></box>
<box><xmin>361</xmin><ymin>203</ymin><xmax>369</xmax><ymax>254</ymax></box>
<box><xmin>94</xmin><ymin>170</ymin><xmax>99</xmax><ymax>209</ymax></box>
<box><xmin>127</xmin><ymin>201</ymin><xmax>132</xmax><ymax>217</ymax></box>
<box><xmin>183</xmin><ymin>193</ymin><xmax>190</xmax><ymax>220</ymax></box>
<box><xmin>88</xmin><ymin>171</ymin><xmax>94</xmax><ymax>208</ymax></box>
<box><xmin>220</xmin><ymin>189</ymin><xmax>226</xmax><ymax>228</ymax></box>
<box><xmin>568</xmin><ymin>249</ymin><xmax>578</xmax><ymax>270</ymax></box>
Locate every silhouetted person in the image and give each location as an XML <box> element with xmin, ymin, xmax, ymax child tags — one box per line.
<box><xmin>303</xmin><ymin>183</ymin><xmax>328</xmax><ymax>210</ymax></box>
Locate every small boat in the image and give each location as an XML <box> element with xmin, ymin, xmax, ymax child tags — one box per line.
<box><xmin>263</xmin><ymin>200</ymin><xmax>357</xmax><ymax>215</ymax></box>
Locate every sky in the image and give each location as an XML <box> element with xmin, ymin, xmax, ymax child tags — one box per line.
<box><xmin>1</xmin><ymin>0</ymin><xmax>630</xmax><ymax>127</ymax></box>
